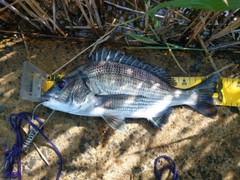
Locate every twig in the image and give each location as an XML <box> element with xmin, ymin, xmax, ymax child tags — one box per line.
<box><xmin>18</xmin><ymin>25</ymin><xmax>31</xmax><ymax>62</ymax></box>
<box><xmin>23</xmin><ymin>0</ymin><xmax>65</xmax><ymax>35</ymax></box>
<box><xmin>52</xmin><ymin>0</ymin><xmax>56</xmax><ymax>31</ymax></box>
<box><xmin>76</xmin><ymin>0</ymin><xmax>97</xmax><ymax>34</ymax></box>
<box><xmin>161</xmin><ymin>7</ymin><xmax>172</xmax><ymax>39</ymax></box>
<box><xmin>89</xmin><ymin>19</ymin><xmax>117</xmax><ymax>56</ymax></box>
<box><xmin>46</xmin><ymin>17</ymin><xmax>66</xmax><ymax>36</ymax></box>
<box><xmin>24</xmin><ymin>0</ymin><xmax>54</xmax><ymax>33</ymax></box>
<box><xmin>60</xmin><ymin>0</ymin><xmax>73</xmax><ymax>30</ymax></box>
<box><xmin>18</xmin><ymin>2</ymin><xmax>40</xmax><ymax>19</ymax></box>
<box><xmin>134</xmin><ymin>0</ymin><xmax>138</xmax><ymax>11</ymax></box>
<box><xmin>0</xmin><ymin>0</ymin><xmax>41</xmax><ymax>30</ymax></box>
<box><xmin>104</xmin><ymin>0</ymin><xmax>164</xmax><ymax>19</ymax></box>
<box><xmin>51</xmin><ymin>39</ymin><xmax>100</xmax><ymax>75</ymax></box>
<box><xmin>211</xmin><ymin>10</ymin><xmax>236</xmax><ymax>37</ymax></box>
<box><xmin>175</xmin><ymin>10</ymin><xmax>202</xmax><ymax>42</ymax></box>
<box><xmin>144</xmin><ymin>0</ymin><xmax>150</xmax><ymax>36</ymax></box>
<box><xmin>0</xmin><ymin>30</ymin><xmax>91</xmax><ymax>41</ymax></box>
<box><xmin>32</xmin><ymin>0</ymin><xmax>65</xmax><ymax>35</ymax></box>
<box><xmin>165</xmin><ymin>40</ymin><xmax>189</xmax><ymax>76</ymax></box>
<box><xmin>0</xmin><ymin>0</ymin><xmax>21</xmax><ymax>12</ymax></box>
<box><xmin>85</xmin><ymin>0</ymin><xmax>94</xmax><ymax>25</ymax></box>
<box><xmin>76</xmin><ymin>1</ymin><xmax>89</xmax><ymax>24</ymax></box>
<box><xmin>91</xmin><ymin>0</ymin><xmax>103</xmax><ymax>29</ymax></box>
<box><xmin>208</xmin><ymin>41</ymin><xmax>240</xmax><ymax>52</ymax></box>
<box><xmin>197</xmin><ymin>34</ymin><xmax>218</xmax><ymax>71</ymax></box>
<box><xmin>206</xmin><ymin>17</ymin><xmax>240</xmax><ymax>43</ymax></box>
<box><xmin>173</xmin><ymin>9</ymin><xmax>190</xmax><ymax>22</ymax></box>
<box><xmin>52</xmin><ymin>20</ymin><xmax>119</xmax><ymax>75</ymax></box>
<box><xmin>186</xmin><ymin>11</ymin><xmax>212</xmax><ymax>47</ymax></box>
<box><xmin>89</xmin><ymin>35</ymin><xmax>110</xmax><ymax>56</ymax></box>
<box><xmin>98</xmin><ymin>0</ymin><xmax>105</xmax><ymax>23</ymax></box>
<box><xmin>105</xmin><ymin>19</ymin><xmax>139</xmax><ymax>31</ymax></box>
<box><xmin>206</xmin><ymin>62</ymin><xmax>234</xmax><ymax>78</ymax></box>
<box><xmin>204</xmin><ymin>11</ymin><xmax>220</xmax><ymax>28</ymax></box>
<box><xmin>65</xmin><ymin>25</ymin><xmax>99</xmax><ymax>29</ymax></box>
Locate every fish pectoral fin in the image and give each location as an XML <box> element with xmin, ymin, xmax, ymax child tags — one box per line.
<box><xmin>102</xmin><ymin>115</ymin><xmax>126</xmax><ymax>131</ymax></box>
<box><xmin>148</xmin><ymin>107</ymin><xmax>173</xmax><ymax>130</ymax></box>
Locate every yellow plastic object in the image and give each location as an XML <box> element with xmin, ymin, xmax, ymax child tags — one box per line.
<box><xmin>217</xmin><ymin>78</ymin><xmax>240</xmax><ymax>107</ymax></box>
<box><xmin>42</xmin><ymin>74</ymin><xmax>64</xmax><ymax>94</ymax></box>
<box><xmin>173</xmin><ymin>76</ymin><xmax>204</xmax><ymax>89</ymax></box>
<box><xmin>173</xmin><ymin>76</ymin><xmax>240</xmax><ymax>107</ymax></box>
<box><xmin>43</xmin><ymin>75</ymin><xmax>240</xmax><ymax>107</ymax></box>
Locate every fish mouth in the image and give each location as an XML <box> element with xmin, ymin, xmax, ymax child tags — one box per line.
<box><xmin>41</xmin><ymin>94</ymin><xmax>51</xmax><ymax>101</ymax></box>
<box><xmin>41</xmin><ymin>94</ymin><xmax>60</xmax><ymax>102</ymax></box>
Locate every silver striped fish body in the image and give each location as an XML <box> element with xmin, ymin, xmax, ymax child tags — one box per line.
<box><xmin>42</xmin><ymin>48</ymin><xmax>219</xmax><ymax>131</ymax></box>
<box><xmin>78</xmin><ymin>61</ymin><xmax>174</xmax><ymax>97</ymax></box>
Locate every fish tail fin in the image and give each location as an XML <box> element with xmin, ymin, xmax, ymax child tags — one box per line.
<box><xmin>189</xmin><ymin>74</ymin><xmax>220</xmax><ymax>118</ymax></box>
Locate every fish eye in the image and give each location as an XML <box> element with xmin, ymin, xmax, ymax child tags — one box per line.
<box><xmin>55</xmin><ymin>79</ymin><xmax>67</xmax><ymax>90</ymax></box>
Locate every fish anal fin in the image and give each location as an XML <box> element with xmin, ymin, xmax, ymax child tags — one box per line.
<box><xmin>102</xmin><ymin>115</ymin><xmax>126</xmax><ymax>131</ymax></box>
<box><xmin>149</xmin><ymin>108</ymin><xmax>173</xmax><ymax>130</ymax></box>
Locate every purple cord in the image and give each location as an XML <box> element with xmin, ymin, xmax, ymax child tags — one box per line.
<box><xmin>4</xmin><ymin>112</ymin><xmax>178</xmax><ymax>180</ymax></box>
<box><xmin>154</xmin><ymin>155</ymin><xmax>178</xmax><ymax>180</ymax></box>
<box><xmin>4</xmin><ymin>112</ymin><xmax>62</xmax><ymax>180</ymax></box>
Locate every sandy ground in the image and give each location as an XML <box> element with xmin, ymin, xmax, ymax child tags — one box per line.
<box><xmin>0</xmin><ymin>37</ymin><xmax>239</xmax><ymax>180</ymax></box>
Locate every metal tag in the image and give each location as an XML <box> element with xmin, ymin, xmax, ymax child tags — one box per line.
<box><xmin>20</xmin><ymin>61</ymin><xmax>48</xmax><ymax>102</ymax></box>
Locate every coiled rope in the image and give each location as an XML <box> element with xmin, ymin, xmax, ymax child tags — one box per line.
<box><xmin>154</xmin><ymin>155</ymin><xmax>178</xmax><ymax>180</ymax></box>
<box><xmin>4</xmin><ymin>112</ymin><xmax>178</xmax><ymax>180</ymax></box>
<box><xmin>4</xmin><ymin>112</ymin><xmax>62</xmax><ymax>180</ymax></box>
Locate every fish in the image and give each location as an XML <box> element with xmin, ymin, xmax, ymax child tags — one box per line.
<box><xmin>42</xmin><ymin>47</ymin><xmax>219</xmax><ymax>131</ymax></box>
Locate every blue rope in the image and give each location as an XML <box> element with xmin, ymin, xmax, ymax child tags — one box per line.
<box><xmin>154</xmin><ymin>155</ymin><xmax>178</xmax><ymax>180</ymax></box>
<box><xmin>4</xmin><ymin>112</ymin><xmax>62</xmax><ymax>180</ymax></box>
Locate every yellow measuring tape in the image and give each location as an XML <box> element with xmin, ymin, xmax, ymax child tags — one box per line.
<box><xmin>173</xmin><ymin>77</ymin><xmax>240</xmax><ymax>107</ymax></box>
<box><xmin>43</xmin><ymin>75</ymin><xmax>240</xmax><ymax>107</ymax></box>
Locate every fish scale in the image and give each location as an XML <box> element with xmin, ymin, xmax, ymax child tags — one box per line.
<box><xmin>42</xmin><ymin>48</ymin><xmax>219</xmax><ymax>131</ymax></box>
<box><xmin>79</xmin><ymin>61</ymin><xmax>173</xmax><ymax>97</ymax></box>
<box><xmin>87</xmin><ymin>73</ymin><xmax>172</xmax><ymax>97</ymax></box>
<box><xmin>96</xmin><ymin>95</ymin><xmax>175</xmax><ymax>112</ymax></box>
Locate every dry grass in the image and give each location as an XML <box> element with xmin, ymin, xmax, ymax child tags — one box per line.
<box><xmin>0</xmin><ymin>0</ymin><xmax>239</xmax><ymax>51</ymax></box>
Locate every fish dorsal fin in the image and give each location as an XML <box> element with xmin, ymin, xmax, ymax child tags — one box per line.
<box><xmin>91</xmin><ymin>47</ymin><xmax>175</xmax><ymax>85</ymax></box>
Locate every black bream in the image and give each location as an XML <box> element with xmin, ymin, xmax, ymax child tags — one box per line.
<box><xmin>42</xmin><ymin>48</ymin><xmax>219</xmax><ymax>131</ymax></box>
